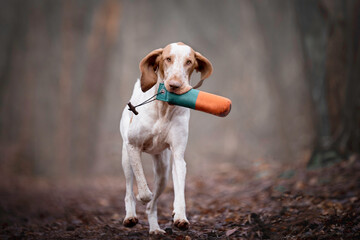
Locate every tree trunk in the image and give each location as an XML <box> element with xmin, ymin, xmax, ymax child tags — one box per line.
<box><xmin>295</xmin><ymin>0</ymin><xmax>360</xmax><ymax>167</ymax></box>
<box><xmin>0</xmin><ymin>0</ymin><xmax>121</xmax><ymax>176</ymax></box>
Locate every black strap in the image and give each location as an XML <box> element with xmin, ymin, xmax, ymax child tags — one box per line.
<box><xmin>127</xmin><ymin>90</ymin><xmax>165</xmax><ymax>115</ymax></box>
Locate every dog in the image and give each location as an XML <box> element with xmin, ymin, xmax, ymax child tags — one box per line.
<box><xmin>120</xmin><ymin>42</ymin><xmax>212</xmax><ymax>234</ymax></box>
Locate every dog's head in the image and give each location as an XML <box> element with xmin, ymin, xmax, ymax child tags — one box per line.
<box><xmin>139</xmin><ymin>42</ymin><xmax>213</xmax><ymax>94</ymax></box>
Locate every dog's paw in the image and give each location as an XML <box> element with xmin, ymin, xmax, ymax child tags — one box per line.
<box><xmin>149</xmin><ymin>229</ymin><xmax>166</xmax><ymax>235</ymax></box>
<box><xmin>136</xmin><ymin>190</ymin><xmax>153</xmax><ymax>204</ymax></box>
<box><xmin>123</xmin><ymin>217</ymin><xmax>138</xmax><ymax>228</ymax></box>
<box><xmin>173</xmin><ymin>219</ymin><xmax>190</xmax><ymax>231</ymax></box>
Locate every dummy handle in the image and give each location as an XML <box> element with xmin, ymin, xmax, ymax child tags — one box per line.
<box><xmin>127</xmin><ymin>102</ymin><xmax>138</xmax><ymax>115</ymax></box>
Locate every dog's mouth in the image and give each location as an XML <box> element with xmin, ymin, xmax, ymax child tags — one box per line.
<box><xmin>165</xmin><ymin>83</ymin><xmax>192</xmax><ymax>95</ymax></box>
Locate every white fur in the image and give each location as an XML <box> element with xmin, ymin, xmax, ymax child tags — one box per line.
<box><xmin>120</xmin><ymin>44</ymin><xmax>194</xmax><ymax>234</ymax></box>
<box><xmin>166</xmin><ymin>43</ymin><xmax>191</xmax><ymax>83</ymax></box>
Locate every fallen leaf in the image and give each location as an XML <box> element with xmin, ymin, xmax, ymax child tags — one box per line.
<box><xmin>226</xmin><ymin>227</ymin><xmax>239</xmax><ymax>237</ymax></box>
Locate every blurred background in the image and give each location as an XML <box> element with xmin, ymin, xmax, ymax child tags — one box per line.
<box><xmin>0</xmin><ymin>0</ymin><xmax>359</xmax><ymax>178</ymax></box>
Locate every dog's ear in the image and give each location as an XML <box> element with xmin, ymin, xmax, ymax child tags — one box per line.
<box><xmin>193</xmin><ymin>52</ymin><xmax>213</xmax><ymax>89</ymax></box>
<box><xmin>139</xmin><ymin>48</ymin><xmax>163</xmax><ymax>92</ymax></box>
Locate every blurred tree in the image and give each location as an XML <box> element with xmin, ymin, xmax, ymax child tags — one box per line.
<box><xmin>0</xmin><ymin>0</ymin><xmax>121</xmax><ymax>176</ymax></box>
<box><xmin>1</xmin><ymin>0</ymin><xmax>358</xmax><ymax>176</ymax></box>
<box><xmin>295</xmin><ymin>0</ymin><xmax>360</xmax><ymax>167</ymax></box>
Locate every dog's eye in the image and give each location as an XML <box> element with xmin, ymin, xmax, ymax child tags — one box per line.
<box><xmin>186</xmin><ymin>60</ymin><xmax>192</xmax><ymax>65</ymax></box>
<box><xmin>166</xmin><ymin>57</ymin><xmax>171</xmax><ymax>62</ymax></box>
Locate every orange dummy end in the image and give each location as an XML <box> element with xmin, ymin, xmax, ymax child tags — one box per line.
<box><xmin>195</xmin><ymin>91</ymin><xmax>232</xmax><ymax>117</ymax></box>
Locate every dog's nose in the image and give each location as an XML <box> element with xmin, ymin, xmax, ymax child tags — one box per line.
<box><xmin>168</xmin><ymin>80</ymin><xmax>182</xmax><ymax>89</ymax></box>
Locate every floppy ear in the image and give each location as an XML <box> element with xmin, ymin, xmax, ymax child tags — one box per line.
<box><xmin>139</xmin><ymin>48</ymin><xmax>163</xmax><ymax>92</ymax></box>
<box><xmin>193</xmin><ymin>52</ymin><xmax>213</xmax><ymax>89</ymax></box>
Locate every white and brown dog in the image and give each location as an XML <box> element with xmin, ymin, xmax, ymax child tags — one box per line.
<box><xmin>120</xmin><ymin>42</ymin><xmax>212</xmax><ymax>234</ymax></box>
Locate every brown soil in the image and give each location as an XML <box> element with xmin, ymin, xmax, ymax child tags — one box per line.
<box><xmin>1</xmin><ymin>156</ymin><xmax>360</xmax><ymax>239</ymax></box>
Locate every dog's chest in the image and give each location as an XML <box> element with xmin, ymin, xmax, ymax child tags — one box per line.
<box><xmin>128</xmin><ymin>116</ymin><xmax>172</xmax><ymax>154</ymax></box>
<box><xmin>144</xmin><ymin>118</ymin><xmax>172</xmax><ymax>154</ymax></box>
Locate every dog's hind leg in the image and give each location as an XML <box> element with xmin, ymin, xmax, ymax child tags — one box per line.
<box><xmin>122</xmin><ymin>143</ymin><xmax>138</xmax><ymax>227</ymax></box>
<box><xmin>147</xmin><ymin>149</ymin><xmax>170</xmax><ymax>234</ymax></box>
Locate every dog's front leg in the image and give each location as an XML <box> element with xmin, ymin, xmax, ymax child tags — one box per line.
<box><xmin>126</xmin><ymin>145</ymin><xmax>153</xmax><ymax>203</ymax></box>
<box><xmin>122</xmin><ymin>143</ymin><xmax>138</xmax><ymax>227</ymax></box>
<box><xmin>171</xmin><ymin>149</ymin><xmax>190</xmax><ymax>230</ymax></box>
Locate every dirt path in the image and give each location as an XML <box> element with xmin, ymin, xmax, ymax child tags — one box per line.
<box><xmin>1</xmin><ymin>157</ymin><xmax>360</xmax><ymax>239</ymax></box>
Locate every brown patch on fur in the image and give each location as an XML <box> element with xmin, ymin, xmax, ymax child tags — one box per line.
<box><xmin>187</xmin><ymin>50</ymin><xmax>196</xmax><ymax>81</ymax></box>
<box><xmin>139</xmin><ymin>48</ymin><xmax>163</xmax><ymax>92</ymax></box>
<box><xmin>193</xmin><ymin>51</ymin><xmax>213</xmax><ymax>89</ymax></box>
<box><xmin>142</xmin><ymin>137</ymin><xmax>153</xmax><ymax>151</ymax></box>
<box><xmin>195</xmin><ymin>52</ymin><xmax>212</xmax><ymax>80</ymax></box>
<box><xmin>157</xmin><ymin>44</ymin><xmax>173</xmax><ymax>79</ymax></box>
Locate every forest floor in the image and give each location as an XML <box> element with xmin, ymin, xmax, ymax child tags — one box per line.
<box><xmin>1</xmin><ymin>155</ymin><xmax>360</xmax><ymax>240</ymax></box>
